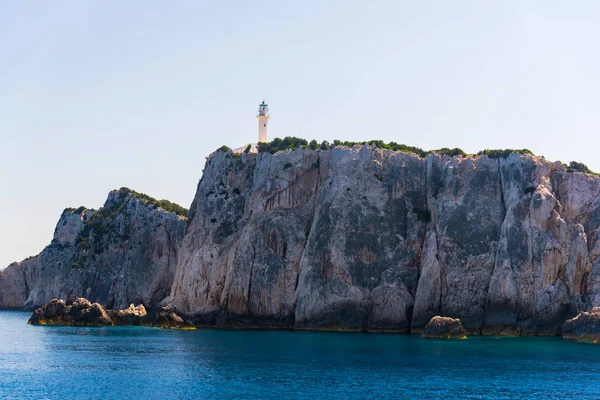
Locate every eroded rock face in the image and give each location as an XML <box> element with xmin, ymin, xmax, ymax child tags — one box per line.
<box><xmin>422</xmin><ymin>316</ymin><xmax>467</xmax><ymax>339</ymax></box>
<box><xmin>169</xmin><ymin>146</ymin><xmax>600</xmax><ymax>334</ymax></box>
<box><xmin>563</xmin><ymin>307</ymin><xmax>600</xmax><ymax>343</ymax></box>
<box><xmin>0</xmin><ymin>188</ymin><xmax>186</xmax><ymax>310</ymax></box>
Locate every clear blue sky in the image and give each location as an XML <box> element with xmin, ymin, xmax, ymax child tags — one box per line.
<box><xmin>1</xmin><ymin>1</ymin><xmax>599</xmax><ymax>268</ymax></box>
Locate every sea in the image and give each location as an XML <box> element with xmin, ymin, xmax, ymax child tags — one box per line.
<box><xmin>0</xmin><ymin>310</ymin><xmax>599</xmax><ymax>399</ymax></box>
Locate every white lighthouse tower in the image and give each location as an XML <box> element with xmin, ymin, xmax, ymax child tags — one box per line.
<box><xmin>257</xmin><ymin>100</ymin><xmax>270</xmax><ymax>143</ymax></box>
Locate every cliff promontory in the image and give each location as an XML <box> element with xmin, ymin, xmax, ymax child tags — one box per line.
<box><xmin>3</xmin><ymin>143</ymin><xmax>600</xmax><ymax>336</ymax></box>
<box><xmin>168</xmin><ymin>145</ymin><xmax>600</xmax><ymax>335</ymax></box>
<box><xmin>0</xmin><ymin>188</ymin><xmax>187</xmax><ymax>310</ymax></box>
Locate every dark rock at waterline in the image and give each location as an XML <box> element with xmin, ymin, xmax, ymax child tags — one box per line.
<box><xmin>27</xmin><ymin>298</ymin><xmax>194</xmax><ymax>329</ymax></box>
<box><xmin>563</xmin><ymin>307</ymin><xmax>600</xmax><ymax>344</ymax></box>
<box><xmin>28</xmin><ymin>298</ymin><xmax>113</xmax><ymax>326</ymax></box>
<box><xmin>152</xmin><ymin>305</ymin><xmax>195</xmax><ymax>329</ymax></box>
<box><xmin>108</xmin><ymin>303</ymin><xmax>148</xmax><ymax>325</ymax></box>
<box><xmin>422</xmin><ymin>316</ymin><xmax>467</xmax><ymax>339</ymax></box>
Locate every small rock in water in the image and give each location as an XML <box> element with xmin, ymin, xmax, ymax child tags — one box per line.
<box><xmin>421</xmin><ymin>316</ymin><xmax>467</xmax><ymax>339</ymax></box>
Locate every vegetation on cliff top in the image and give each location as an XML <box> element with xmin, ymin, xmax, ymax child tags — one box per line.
<box><xmin>476</xmin><ymin>149</ymin><xmax>534</xmax><ymax>159</ymax></box>
<box><xmin>566</xmin><ymin>161</ymin><xmax>599</xmax><ymax>176</ymax></box>
<box><xmin>115</xmin><ymin>187</ymin><xmax>188</xmax><ymax>217</ymax></box>
<box><xmin>220</xmin><ymin>137</ymin><xmax>597</xmax><ymax>176</ymax></box>
<box><xmin>258</xmin><ymin>137</ymin><xmax>309</xmax><ymax>153</ymax></box>
<box><xmin>250</xmin><ymin>136</ymin><xmax>532</xmax><ymax>159</ymax></box>
<box><xmin>20</xmin><ymin>254</ymin><xmax>39</xmax><ymax>263</ymax></box>
<box><xmin>64</xmin><ymin>206</ymin><xmax>88</xmax><ymax>214</ymax></box>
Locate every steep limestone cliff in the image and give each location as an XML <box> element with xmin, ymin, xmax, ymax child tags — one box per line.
<box><xmin>0</xmin><ymin>188</ymin><xmax>186</xmax><ymax>310</ymax></box>
<box><xmin>169</xmin><ymin>145</ymin><xmax>600</xmax><ymax>335</ymax></box>
<box><xmin>3</xmin><ymin>145</ymin><xmax>598</xmax><ymax>335</ymax></box>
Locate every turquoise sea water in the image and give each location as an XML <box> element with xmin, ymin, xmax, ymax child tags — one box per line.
<box><xmin>1</xmin><ymin>311</ymin><xmax>600</xmax><ymax>399</ymax></box>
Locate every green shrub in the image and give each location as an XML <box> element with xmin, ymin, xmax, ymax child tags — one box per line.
<box><xmin>64</xmin><ymin>206</ymin><xmax>87</xmax><ymax>214</ymax></box>
<box><xmin>319</xmin><ymin>140</ymin><xmax>331</xmax><ymax>150</ymax></box>
<box><xmin>434</xmin><ymin>148</ymin><xmax>467</xmax><ymax>157</ymax></box>
<box><xmin>217</xmin><ymin>145</ymin><xmax>232</xmax><ymax>153</ymax></box>
<box><xmin>333</xmin><ymin>140</ymin><xmax>359</xmax><ymax>147</ymax></box>
<box><xmin>567</xmin><ymin>161</ymin><xmax>599</xmax><ymax>176</ymax></box>
<box><xmin>21</xmin><ymin>254</ymin><xmax>38</xmax><ymax>262</ymax></box>
<box><xmin>477</xmin><ymin>149</ymin><xmax>534</xmax><ymax>159</ymax></box>
<box><xmin>258</xmin><ymin>137</ymin><xmax>308</xmax><ymax>154</ymax></box>
<box><xmin>117</xmin><ymin>187</ymin><xmax>188</xmax><ymax>217</ymax></box>
<box><xmin>365</xmin><ymin>140</ymin><xmax>428</xmax><ymax>157</ymax></box>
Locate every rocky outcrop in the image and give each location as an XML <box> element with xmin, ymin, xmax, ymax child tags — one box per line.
<box><xmin>0</xmin><ymin>188</ymin><xmax>187</xmax><ymax>310</ymax></box>
<box><xmin>563</xmin><ymin>307</ymin><xmax>600</xmax><ymax>343</ymax></box>
<box><xmin>28</xmin><ymin>298</ymin><xmax>194</xmax><ymax>329</ymax></box>
<box><xmin>152</xmin><ymin>305</ymin><xmax>195</xmax><ymax>329</ymax></box>
<box><xmin>109</xmin><ymin>303</ymin><xmax>148</xmax><ymax>325</ymax></box>
<box><xmin>28</xmin><ymin>298</ymin><xmax>113</xmax><ymax>326</ymax></box>
<box><xmin>169</xmin><ymin>145</ymin><xmax>600</xmax><ymax>335</ymax></box>
<box><xmin>422</xmin><ymin>316</ymin><xmax>467</xmax><ymax>339</ymax></box>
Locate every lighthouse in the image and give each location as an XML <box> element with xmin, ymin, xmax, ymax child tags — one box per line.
<box><xmin>257</xmin><ymin>100</ymin><xmax>270</xmax><ymax>143</ymax></box>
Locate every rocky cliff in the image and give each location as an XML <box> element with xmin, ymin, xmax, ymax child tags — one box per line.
<box><xmin>0</xmin><ymin>188</ymin><xmax>186</xmax><ymax>310</ymax></box>
<box><xmin>168</xmin><ymin>145</ymin><xmax>600</xmax><ymax>335</ymax></box>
